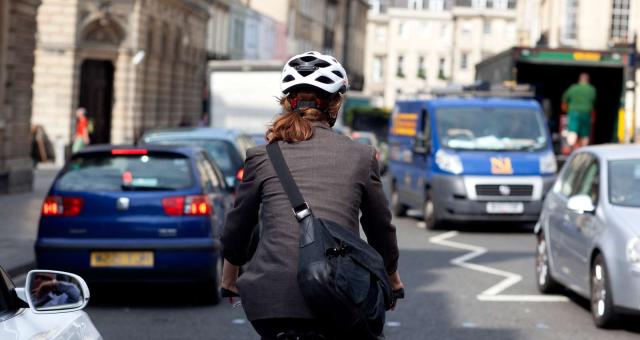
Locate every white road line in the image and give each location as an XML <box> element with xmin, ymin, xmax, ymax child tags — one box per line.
<box><xmin>429</xmin><ymin>231</ymin><xmax>568</xmax><ymax>303</ymax></box>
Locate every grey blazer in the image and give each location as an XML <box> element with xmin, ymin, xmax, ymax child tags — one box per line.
<box><xmin>222</xmin><ymin>122</ymin><xmax>399</xmax><ymax>321</ymax></box>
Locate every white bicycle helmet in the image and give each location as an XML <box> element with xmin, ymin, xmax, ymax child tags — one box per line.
<box><xmin>281</xmin><ymin>51</ymin><xmax>349</xmax><ymax>95</ymax></box>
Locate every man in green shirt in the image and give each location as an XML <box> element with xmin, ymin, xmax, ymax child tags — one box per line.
<box><xmin>562</xmin><ymin>73</ymin><xmax>597</xmax><ymax>147</ymax></box>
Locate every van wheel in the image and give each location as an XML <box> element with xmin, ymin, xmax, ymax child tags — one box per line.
<box><xmin>535</xmin><ymin>231</ymin><xmax>560</xmax><ymax>294</ymax></box>
<box><xmin>423</xmin><ymin>190</ymin><xmax>442</xmax><ymax>230</ymax></box>
<box><xmin>391</xmin><ymin>186</ymin><xmax>407</xmax><ymax>217</ymax></box>
<box><xmin>591</xmin><ymin>254</ymin><xmax>618</xmax><ymax>328</ymax></box>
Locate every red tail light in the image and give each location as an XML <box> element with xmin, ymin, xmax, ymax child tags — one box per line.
<box><xmin>42</xmin><ymin>196</ymin><xmax>83</xmax><ymax>216</ymax></box>
<box><xmin>236</xmin><ymin>168</ymin><xmax>244</xmax><ymax>182</ymax></box>
<box><xmin>162</xmin><ymin>195</ymin><xmax>211</xmax><ymax>216</ymax></box>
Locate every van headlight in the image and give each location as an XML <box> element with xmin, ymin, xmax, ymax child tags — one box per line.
<box><xmin>539</xmin><ymin>152</ymin><xmax>557</xmax><ymax>174</ymax></box>
<box><xmin>435</xmin><ymin>150</ymin><xmax>463</xmax><ymax>175</ymax></box>
<box><xmin>627</xmin><ymin>238</ymin><xmax>640</xmax><ymax>263</ymax></box>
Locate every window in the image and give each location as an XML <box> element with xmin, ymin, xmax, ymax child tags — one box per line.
<box><xmin>609</xmin><ymin>159</ymin><xmax>640</xmax><ymax>207</ymax></box>
<box><xmin>460</xmin><ymin>52</ymin><xmax>468</xmax><ymax>70</ymax></box>
<box><xmin>610</xmin><ymin>0</ymin><xmax>630</xmax><ymax>41</ymax></box>
<box><xmin>399</xmin><ymin>23</ymin><xmax>408</xmax><ymax>38</ymax></box>
<box><xmin>462</xmin><ymin>22</ymin><xmax>472</xmax><ymax>35</ymax></box>
<box><xmin>417</xmin><ymin>55</ymin><xmax>426</xmax><ymax>79</ymax></box>
<box><xmin>472</xmin><ymin>0</ymin><xmax>487</xmax><ymax>9</ymax></box>
<box><xmin>493</xmin><ymin>0</ymin><xmax>509</xmax><ymax>9</ymax></box>
<box><xmin>372</xmin><ymin>56</ymin><xmax>385</xmax><ymax>82</ymax></box>
<box><xmin>409</xmin><ymin>0</ymin><xmax>424</xmax><ymax>9</ymax></box>
<box><xmin>562</xmin><ymin>0</ymin><xmax>578</xmax><ymax>42</ymax></box>
<box><xmin>55</xmin><ymin>153</ymin><xmax>195</xmax><ymax>192</ymax></box>
<box><xmin>396</xmin><ymin>55</ymin><xmax>405</xmax><ymax>78</ymax></box>
<box><xmin>438</xmin><ymin>57</ymin><xmax>446</xmax><ymax>79</ymax></box>
<box><xmin>483</xmin><ymin>21</ymin><xmax>492</xmax><ymax>34</ymax></box>
<box><xmin>420</xmin><ymin>22</ymin><xmax>430</xmax><ymax>36</ymax></box>
<box><xmin>428</xmin><ymin>0</ymin><xmax>445</xmax><ymax>11</ymax></box>
<box><xmin>375</xmin><ymin>26</ymin><xmax>386</xmax><ymax>42</ymax></box>
<box><xmin>554</xmin><ymin>153</ymin><xmax>591</xmax><ymax>197</ymax></box>
<box><xmin>575</xmin><ymin>160</ymin><xmax>599</xmax><ymax>204</ymax></box>
<box><xmin>370</xmin><ymin>0</ymin><xmax>381</xmax><ymax>14</ymax></box>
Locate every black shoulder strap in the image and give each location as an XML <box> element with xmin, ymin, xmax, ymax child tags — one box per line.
<box><xmin>266</xmin><ymin>143</ymin><xmax>310</xmax><ymax>219</ymax></box>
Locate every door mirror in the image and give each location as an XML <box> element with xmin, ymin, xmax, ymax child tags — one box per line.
<box><xmin>412</xmin><ymin>133</ymin><xmax>430</xmax><ymax>155</ymax></box>
<box><xmin>567</xmin><ymin>194</ymin><xmax>595</xmax><ymax>214</ymax></box>
<box><xmin>18</xmin><ymin>270</ymin><xmax>90</xmax><ymax>313</ymax></box>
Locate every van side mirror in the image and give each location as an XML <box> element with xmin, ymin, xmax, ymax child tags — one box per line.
<box><xmin>15</xmin><ymin>270</ymin><xmax>90</xmax><ymax>313</ymax></box>
<box><xmin>412</xmin><ymin>133</ymin><xmax>430</xmax><ymax>155</ymax></box>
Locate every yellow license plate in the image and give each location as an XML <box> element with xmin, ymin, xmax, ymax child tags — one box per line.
<box><xmin>90</xmin><ymin>251</ymin><xmax>154</xmax><ymax>268</ymax></box>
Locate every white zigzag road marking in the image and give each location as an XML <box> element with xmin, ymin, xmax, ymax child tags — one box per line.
<box><xmin>429</xmin><ymin>231</ymin><xmax>568</xmax><ymax>302</ymax></box>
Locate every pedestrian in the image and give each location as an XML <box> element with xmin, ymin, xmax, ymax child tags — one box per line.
<box><xmin>197</xmin><ymin>112</ymin><xmax>209</xmax><ymax>127</ymax></box>
<box><xmin>221</xmin><ymin>51</ymin><xmax>403</xmax><ymax>340</ymax></box>
<box><xmin>562</xmin><ymin>72</ymin><xmax>597</xmax><ymax>149</ymax></box>
<box><xmin>72</xmin><ymin>107</ymin><xmax>90</xmax><ymax>153</ymax></box>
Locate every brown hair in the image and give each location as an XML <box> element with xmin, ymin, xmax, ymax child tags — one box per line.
<box><xmin>266</xmin><ymin>90</ymin><xmax>343</xmax><ymax>143</ymax></box>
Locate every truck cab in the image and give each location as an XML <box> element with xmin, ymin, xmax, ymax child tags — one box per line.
<box><xmin>388</xmin><ymin>97</ymin><xmax>557</xmax><ymax>229</ymax></box>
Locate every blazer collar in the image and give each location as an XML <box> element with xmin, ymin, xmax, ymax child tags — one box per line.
<box><xmin>310</xmin><ymin>121</ymin><xmax>331</xmax><ymax>130</ymax></box>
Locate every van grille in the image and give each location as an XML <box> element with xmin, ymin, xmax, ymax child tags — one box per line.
<box><xmin>475</xmin><ymin>184</ymin><xmax>533</xmax><ymax>197</ymax></box>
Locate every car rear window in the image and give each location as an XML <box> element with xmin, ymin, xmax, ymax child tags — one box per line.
<box><xmin>55</xmin><ymin>152</ymin><xmax>194</xmax><ymax>192</ymax></box>
<box><xmin>147</xmin><ymin>139</ymin><xmax>243</xmax><ymax>177</ymax></box>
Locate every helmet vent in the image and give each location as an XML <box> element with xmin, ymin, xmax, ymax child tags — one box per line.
<box><xmin>332</xmin><ymin>70</ymin><xmax>344</xmax><ymax>78</ymax></box>
<box><xmin>288</xmin><ymin>60</ymin><xmax>300</xmax><ymax>67</ymax></box>
<box><xmin>315</xmin><ymin>61</ymin><xmax>331</xmax><ymax>68</ymax></box>
<box><xmin>300</xmin><ymin>56</ymin><xmax>317</xmax><ymax>62</ymax></box>
<box><xmin>316</xmin><ymin>76</ymin><xmax>334</xmax><ymax>84</ymax></box>
<box><xmin>283</xmin><ymin>75</ymin><xmax>295</xmax><ymax>82</ymax></box>
<box><xmin>297</xmin><ymin>70</ymin><xmax>314</xmax><ymax>77</ymax></box>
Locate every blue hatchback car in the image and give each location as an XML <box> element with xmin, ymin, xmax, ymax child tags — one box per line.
<box><xmin>35</xmin><ymin>145</ymin><xmax>232</xmax><ymax>303</ymax></box>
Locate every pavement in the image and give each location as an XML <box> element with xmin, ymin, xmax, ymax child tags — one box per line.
<box><xmin>0</xmin><ymin>165</ymin><xmax>58</xmax><ymax>276</ymax></box>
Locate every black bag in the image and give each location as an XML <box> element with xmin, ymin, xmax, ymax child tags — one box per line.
<box><xmin>266</xmin><ymin>143</ymin><xmax>393</xmax><ymax>339</ymax></box>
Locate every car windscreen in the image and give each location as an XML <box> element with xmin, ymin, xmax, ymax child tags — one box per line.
<box><xmin>146</xmin><ymin>139</ymin><xmax>242</xmax><ymax>177</ymax></box>
<box><xmin>608</xmin><ymin>159</ymin><xmax>640</xmax><ymax>207</ymax></box>
<box><xmin>353</xmin><ymin>137</ymin><xmax>373</xmax><ymax>145</ymax></box>
<box><xmin>435</xmin><ymin>108</ymin><xmax>548</xmax><ymax>151</ymax></box>
<box><xmin>55</xmin><ymin>153</ymin><xmax>194</xmax><ymax>192</ymax></box>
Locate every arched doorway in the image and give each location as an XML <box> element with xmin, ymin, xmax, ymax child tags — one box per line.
<box><xmin>79</xmin><ymin>59</ymin><xmax>114</xmax><ymax>144</ymax></box>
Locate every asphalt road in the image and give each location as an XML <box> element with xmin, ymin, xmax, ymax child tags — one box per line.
<box><xmin>80</xmin><ymin>214</ymin><xmax>640</xmax><ymax>340</ymax></box>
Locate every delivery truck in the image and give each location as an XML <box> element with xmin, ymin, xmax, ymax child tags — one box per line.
<box><xmin>476</xmin><ymin>47</ymin><xmax>637</xmax><ymax>149</ymax></box>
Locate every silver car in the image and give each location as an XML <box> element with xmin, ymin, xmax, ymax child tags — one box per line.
<box><xmin>535</xmin><ymin>144</ymin><xmax>640</xmax><ymax>328</ymax></box>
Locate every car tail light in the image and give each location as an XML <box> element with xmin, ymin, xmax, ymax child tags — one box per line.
<box><xmin>162</xmin><ymin>195</ymin><xmax>211</xmax><ymax>216</ymax></box>
<box><xmin>42</xmin><ymin>196</ymin><xmax>83</xmax><ymax>216</ymax></box>
<box><xmin>236</xmin><ymin>168</ymin><xmax>244</xmax><ymax>182</ymax></box>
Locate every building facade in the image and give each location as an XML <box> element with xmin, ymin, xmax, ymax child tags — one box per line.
<box><xmin>0</xmin><ymin>0</ymin><xmax>41</xmax><ymax>193</ymax></box>
<box><xmin>31</xmin><ymin>0</ymin><xmax>210</xmax><ymax>155</ymax></box>
<box><xmin>364</xmin><ymin>0</ymin><xmax>517</xmax><ymax>108</ymax></box>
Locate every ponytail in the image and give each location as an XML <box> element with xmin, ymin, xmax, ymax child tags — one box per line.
<box><xmin>266</xmin><ymin>91</ymin><xmax>342</xmax><ymax>143</ymax></box>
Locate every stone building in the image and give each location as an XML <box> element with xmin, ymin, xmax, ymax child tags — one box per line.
<box><xmin>31</xmin><ymin>0</ymin><xmax>210</xmax><ymax>154</ymax></box>
<box><xmin>364</xmin><ymin>0</ymin><xmax>517</xmax><ymax>108</ymax></box>
<box><xmin>0</xmin><ymin>0</ymin><xmax>41</xmax><ymax>193</ymax></box>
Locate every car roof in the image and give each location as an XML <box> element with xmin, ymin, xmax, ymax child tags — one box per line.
<box><xmin>74</xmin><ymin>144</ymin><xmax>202</xmax><ymax>157</ymax></box>
<box><xmin>398</xmin><ymin>98</ymin><xmax>540</xmax><ymax>109</ymax></box>
<box><xmin>577</xmin><ymin>144</ymin><xmax>640</xmax><ymax>161</ymax></box>
<box><xmin>141</xmin><ymin>127</ymin><xmax>248</xmax><ymax>142</ymax></box>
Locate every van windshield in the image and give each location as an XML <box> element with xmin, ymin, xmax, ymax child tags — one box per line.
<box><xmin>435</xmin><ymin>108</ymin><xmax>548</xmax><ymax>151</ymax></box>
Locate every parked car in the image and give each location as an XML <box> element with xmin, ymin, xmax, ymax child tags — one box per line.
<box><xmin>388</xmin><ymin>97</ymin><xmax>556</xmax><ymax>229</ymax></box>
<box><xmin>535</xmin><ymin>144</ymin><xmax>640</xmax><ymax>327</ymax></box>
<box><xmin>140</xmin><ymin>128</ymin><xmax>256</xmax><ymax>188</ymax></box>
<box><xmin>0</xmin><ymin>266</ymin><xmax>101</xmax><ymax>340</ymax></box>
<box><xmin>35</xmin><ymin>145</ymin><xmax>232</xmax><ymax>304</ymax></box>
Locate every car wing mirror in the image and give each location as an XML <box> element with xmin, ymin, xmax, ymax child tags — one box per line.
<box><xmin>15</xmin><ymin>270</ymin><xmax>90</xmax><ymax>313</ymax></box>
<box><xmin>412</xmin><ymin>133</ymin><xmax>430</xmax><ymax>155</ymax></box>
<box><xmin>567</xmin><ymin>194</ymin><xmax>595</xmax><ymax>214</ymax></box>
